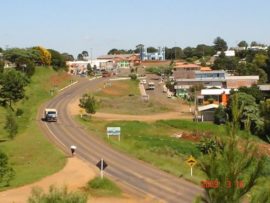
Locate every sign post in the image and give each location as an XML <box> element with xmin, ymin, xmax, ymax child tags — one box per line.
<box><xmin>101</xmin><ymin>158</ymin><xmax>104</xmax><ymax>179</ymax></box>
<box><xmin>185</xmin><ymin>155</ymin><xmax>197</xmax><ymax>177</ymax></box>
<box><xmin>96</xmin><ymin>159</ymin><xmax>108</xmax><ymax>179</ymax></box>
<box><xmin>107</xmin><ymin>127</ymin><xmax>121</xmax><ymax>141</ymax></box>
<box><xmin>79</xmin><ymin>109</ymin><xmax>84</xmax><ymax>118</ymax></box>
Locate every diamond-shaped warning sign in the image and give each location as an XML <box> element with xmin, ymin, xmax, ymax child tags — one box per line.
<box><xmin>185</xmin><ymin>155</ymin><xmax>197</xmax><ymax>167</ymax></box>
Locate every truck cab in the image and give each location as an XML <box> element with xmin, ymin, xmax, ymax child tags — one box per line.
<box><xmin>44</xmin><ymin>108</ymin><xmax>57</xmax><ymax>122</ymax></box>
<box><xmin>148</xmin><ymin>82</ymin><xmax>155</xmax><ymax>90</ymax></box>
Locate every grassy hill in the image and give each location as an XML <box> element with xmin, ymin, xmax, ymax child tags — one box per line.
<box><xmin>0</xmin><ymin>67</ymin><xmax>73</xmax><ymax>190</ymax></box>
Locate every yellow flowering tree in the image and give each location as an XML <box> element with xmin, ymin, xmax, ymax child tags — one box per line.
<box><xmin>34</xmin><ymin>46</ymin><xmax>52</xmax><ymax>66</ymax></box>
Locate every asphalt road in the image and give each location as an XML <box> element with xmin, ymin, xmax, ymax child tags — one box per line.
<box><xmin>38</xmin><ymin>77</ymin><xmax>203</xmax><ymax>203</ymax></box>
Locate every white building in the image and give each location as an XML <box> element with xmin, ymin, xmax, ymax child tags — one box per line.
<box><xmin>66</xmin><ymin>59</ymin><xmax>113</xmax><ymax>75</ymax></box>
<box><xmin>215</xmin><ymin>50</ymin><xmax>235</xmax><ymax>57</ymax></box>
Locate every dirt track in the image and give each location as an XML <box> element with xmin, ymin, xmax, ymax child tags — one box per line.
<box><xmin>0</xmin><ymin>158</ymin><xmax>147</xmax><ymax>203</ymax></box>
<box><xmin>93</xmin><ymin>112</ymin><xmax>192</xmax><ymax>121</ymax></box>
<box><xmin>69</xmin><ymin>99</ymin><xmax>193</xmax><ymax>121</ymax></box>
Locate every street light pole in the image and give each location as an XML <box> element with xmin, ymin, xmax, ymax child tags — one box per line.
<box><xmin>90</xmin><ymin>48</ymin><xmax>93</xmax><ymax>63</ymax></box>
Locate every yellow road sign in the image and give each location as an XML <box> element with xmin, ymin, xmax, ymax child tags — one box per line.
<box><xmin>185</xmin><ymin>155</ymin><xmax>197</xmax><ymax>168</ymax></box>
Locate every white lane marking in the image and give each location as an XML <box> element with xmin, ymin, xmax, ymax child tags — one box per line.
<box><xmin>45</xmin><ymin>123</ymin><xmax>68</xmax><ymax>150</ymax></box>
<box><xmin>58</xmin><ymin>81</ymin><xmax>78</xmax><ymax>92</ymax></box>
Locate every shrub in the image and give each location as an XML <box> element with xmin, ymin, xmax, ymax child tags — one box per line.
<box><xmin>129</xmin><ymin>73</ymin><xmax>137</xmax><ymax>80</ymax></box>
<box><xmin>4</xmin><ymin>111</ymin><xmax>18</xmax><ymax>139</ymax></box>
<box><xmin>86</xmin><ymin>177</ymin><xmax>121</xmax><ymax>196</ymax></box>
<box><xmin>28</xmin><ymin>185</ymin><xmax>87</xmax><ymax>203</ymax></box>
<box><xmin>0</xmin><ymin>151</ymin><xmax>15</xmax><ymax>187</ymax></box>
<box><xmin>16</xmin><ymin>108</ymin><xmax>24</xmax><ymax>117</ymax></box>
<box><xmin>214</xmin><ymin>105</ymin><xmax>227</xmax><ymax>125</ymax></box>
<box><xmin>79</xmin><ymin>94</ymin><xmax>99</xmax><ymax>114</ymax></box>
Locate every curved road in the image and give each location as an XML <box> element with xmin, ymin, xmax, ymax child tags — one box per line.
<box><xmin>38</xmin><ymin>77</ymin><xmax>203</xmax><ymax>203</ymax></box>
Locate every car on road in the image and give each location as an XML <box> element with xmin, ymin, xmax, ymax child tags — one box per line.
<box><xmin>148</xmin><ymin>82</ymin><xmax>155</xmax><ymax>90</ymax></box>
<box><xmin>44</xmin><ymin>108</ymin><xmax>57</xmax><ymax>122</ymax></box>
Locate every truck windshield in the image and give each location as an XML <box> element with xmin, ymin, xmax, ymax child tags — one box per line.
<box><xmin>48</xmin><ymin>111</ymin><xmax>56</xmax><ymax>114</ymax></box>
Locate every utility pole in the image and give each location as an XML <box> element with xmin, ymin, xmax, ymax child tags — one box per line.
<box><xmin>174</xmin><ymin>42</ymin><xmax>177</xmax><ymax>60</ymax></box>
<box><xmin>90</xmin><ymin>48</ymin><xmax>93</xmax><ymax>63</ymax></box>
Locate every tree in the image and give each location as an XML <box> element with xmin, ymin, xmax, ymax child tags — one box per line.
<box><xmin>129</xmin><ymin>73</ymin><xmax>137</xmax><ymax>80</ymax></box>
<box><xmin>48</xmin><ymin>49</ymin><xmax>66</xmax><ymax>69</ymax></box>
<box><xmin>256</xmin><ymin>67</ymin><xmax>268</xmax><ymax>84</ymax></box>
<box><xmin>3</xmin><ymin>48</ymin><xmax>32</xmax><ymax>63</ymax></box>
<box><xmin>135</xmin><ymin>44</ymin><xmax>144</xmax><ymax>54</ymax></box>
<box><xmin>147</xmin><ymin>47</ymin><xmax>158</xmax><ymax>53</ymax></box>
<box><xmin>0</xmin><ymin>151</ymin><xmax>15</xmax><ymax>186</ymax></box>
<box><xmin>33</xmin><ymin>46</ymin><xmax>51</xmax><ymax>66</ymax></box>
<box><xmin>236</xmin><ymin>62</ymin><xmax>256</xmax><ymax>75</ymax></box>
<box><xmin>61</xmin><ymin>53</ymin><xmax>74</xmax><ymax>61</ymax></box>
<box><xmin>198</xmin><ymin>95</ymin><xmax>267</xmax><ymax>203</ymax></box>
<box><xmin>79</xmin><ymin>94</ymin><xmax>98</xmax><ymax>114</ymax></box>
<box><xmin>86</xmin><ymin>63</ymin><xmax>93</xmax><ymax>76</ymax></box>
<box><xmin>107</xmin><ymin>48</ymin><xmax>118</xmax><ymax>55</ymax></box>
<box><xmin>250</xmin><ymin>41</ymin><xmax>259</xmax><ymax>47</ymax></box>
<box><xmin>237</xmin><ymin>41</ymin><xmax>248</xmax><ymax>48</ymax></box>
<box><xmin>213</xmin><ymin>56</ymin><xmax>238</xmax><ymax>70</ymax></box>
<box><xmin>227</xmin><ymin>92</ymin><xmax>263</xmax><ymax>135</ymax></box>
<box><xmin>15</xmin><ymin>56</ymin><xmax>35</xmax><ymax>77</ymax></box>
<box><xmin>4</xmin><ymin>111</ymin><xmax>18</xmax><ymax>139</ymax></box>
<box><xmin>213</xmin><ymin>37</ymin><xmax>228</xmax><ymax>52</ymax></box>
<box><xmin>238</xmin><ymin>85</ymin><xmax>263</xmax><ymax>104</ymax></box>
<box><xmin>194</xmin><ymin>44</ymin><xmax>215</xmax><ymax>58</ymax></box>
<box><xmin>77</xmin><ymin>53</ymin><xmax>84</xmax><ymax>60</ymax></box>
<box><xmin>28</xmin><ymin>185</ymin><xmax>87</xmax><ymax>203</ymax></box>
<box><xmin>252</xmin><ymin>53</ymin><xmax>268</xmax><ymax>68</ymax></box>
<box><xmin>170</xmin><ymin>47</ymin><xmax>185</xmax><ymax>59</ymax></box>
<box><xmin>183</xmin><ymin>47</ymin><xmax>194</xmax><ymax>58</ymax></box>
<box><xmin>0</xmin><ymin>70</ymin><xmax>29</xmax><ymax>110</ymax></box>
<box><xmin>260</xmin><ymin>99</ymin><xmax>270</xmax><ymax>142</ymax></box>
<box><xmin>82</xmin><ymin>51</ymin><xmax>88</xmax><ymax>58</ymax></box>
<box><xmin>213</xmin><ymin>105</ymin><xmax>227</xmax><ymax>124</ymax></box>
<box><xmin>0</xmin><ymin>60</ymin><xmax>4</xmax><ymax>73</ymax></box>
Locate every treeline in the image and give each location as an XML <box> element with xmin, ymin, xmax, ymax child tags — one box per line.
<box><xmin>213</xmin><ymin>45</ymin><xmax>270</xmax><ymax>83</ymax></box>
<box><xmin>0</xmin><ymin>45</ymin><xmax>74</xmax><ymax>186</ymax></box>
<box><xmin>0</xmin><ymin>46</ymin><xmax>74</xmax><ymax>77</ymax></box>
<box><xmin>107</xmin><ymin>37</ymin><xmax>270</xmax><ymax>83</ymax></box>
<box><xmin>213</xmin><ymin>86</ymin><xmax>270</xmax><ymax>142</ymax></box>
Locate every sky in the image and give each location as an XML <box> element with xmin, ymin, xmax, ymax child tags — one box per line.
<box><xmin>1</xmin><ymin>0</ymin><xmax>270</xmax><ymax>57</ymax></box>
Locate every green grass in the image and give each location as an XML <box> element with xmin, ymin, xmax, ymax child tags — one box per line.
<box><xmin>77</xmin><ymin>117</ymin><xmax>268</xmax><ymax>185</ymax></box>
<box><xmin>157</xmin><ymin>119</ymin><xmax>261</xmax><ymax>141</ymax></box>
<box><xmin>158</xmin><ymin>119</ymin><xmax>226</xmax><ymax>136</ymax></box>
<box><xmin>95</xmin><ymin>80</ymin><xmax>140</xmax><ymax>98</ymax></box>
<box><xmin>86</xmin><ymin>177</ymin><xmax>122</xmax><ymax>197</ymax></box>
<box><xmin>77</xmin><ymin>117</ymin><xmax>205</xmax><ymax>183</ymax></box>
<box><xmin>0</xmin><ymin>67</ymin><xmax>72</xmax><ymax>190</ymax></box>
<box><xmin>94</xmin><ymin>80</ymin><xmax>172</xmax><ymax>115</ymax></box>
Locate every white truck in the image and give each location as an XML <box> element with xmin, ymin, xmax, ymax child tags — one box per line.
<box><xmin>44</xmin><ymin>108</ymin><xmax>58</xmax><ymax>122</ymax></box>
<box><xmin>148</xmin><ymin>82</ymin><xmax>155</xmax><ymax>90</ymax></box>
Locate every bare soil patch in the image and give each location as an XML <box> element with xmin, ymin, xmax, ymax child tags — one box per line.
<box><xmin>0</xmin><ymin>158</ymin><xmax>152</xmax><ymax>203</ymax></box>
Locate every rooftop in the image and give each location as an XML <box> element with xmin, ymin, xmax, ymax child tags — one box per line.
<box><xmin>175</xmin><ymin>78</ymin><xmax>226</xmax><ymax>82</ymax></box>
<box><xmin>200</xmin><ymin>67</ymin><xmax>212</xmax><ymax>71</ymax></box>
<box><xmin>201</xmin><ymin>88</ymin><xmax>231</xmax><ymax>95</ymax></box>
<box><xmin>195</xmin><ymin>70</ymin><xmax>226</xmax><ymax>74</ymax></box>
<box><xmin>97</xmin><ymin>54</ymin><xmax>139</xmax><ymax>60</ymax></box>
<box><xmin>174</xmin><ymin>62</ymin><xmax>201</xmax><ymax>69</ymax></box>
<box><xmin>226</xmin><ymin>75</ymin><xmax>259</xmax><ymax>80</ymax></box>
<box><xmin>198</xmin><ymin>104</ymin><xmax>219</xmax><ymax>112</ymax></box>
